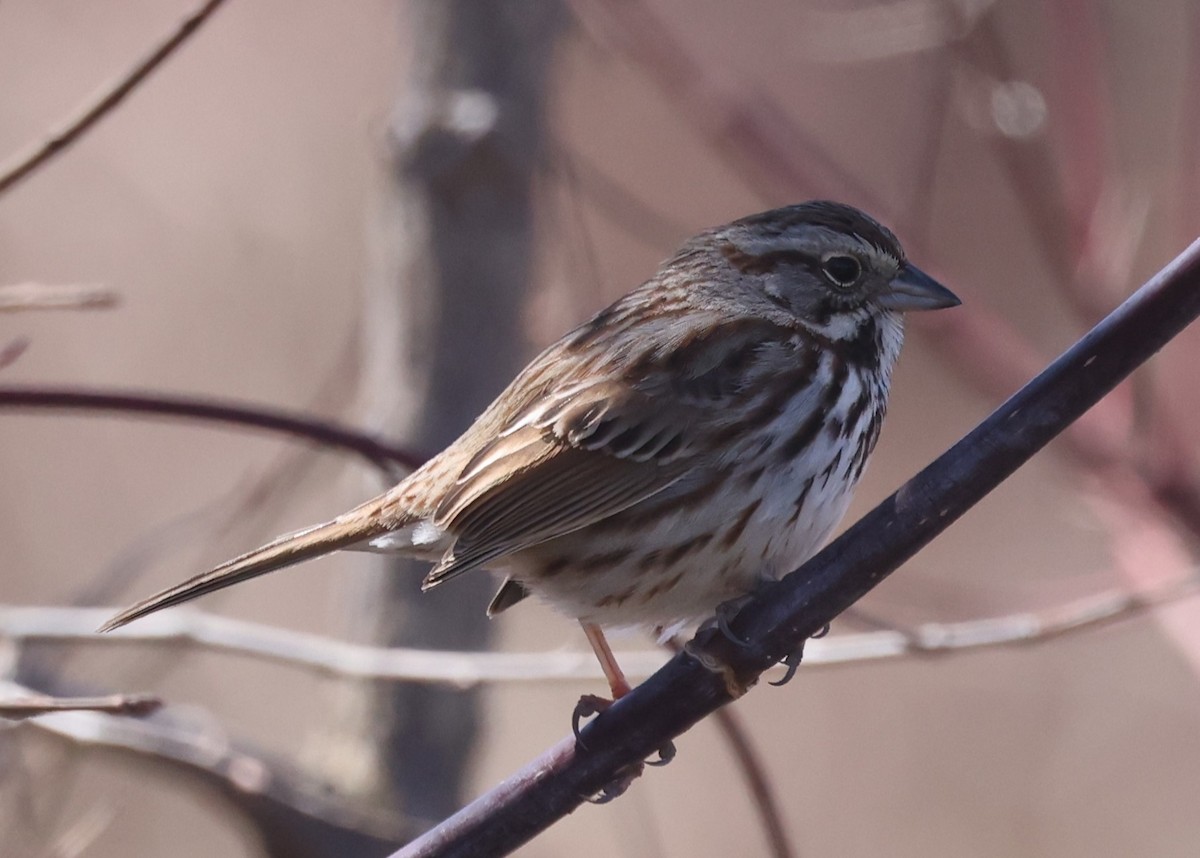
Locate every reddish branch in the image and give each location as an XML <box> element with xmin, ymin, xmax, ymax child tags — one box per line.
<box><xmin>0</xmin><ymin>386</ymin><xmax>423</xmax><ymax>472</ymax></box>
<box><xmin>390</xmin><ymin>241</ymin><xmax>1200</xmax><ymax>856</ymax></box>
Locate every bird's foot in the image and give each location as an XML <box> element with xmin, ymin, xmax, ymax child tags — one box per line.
<box><xmin>573</xmin><ymin>692</ymin><xmax>673</xmax><ymax>803</ymax></box>
<box><xmin>768</xmin><ymin>623</ymin><xmax>828</xmax><ymax>687</ymax></box>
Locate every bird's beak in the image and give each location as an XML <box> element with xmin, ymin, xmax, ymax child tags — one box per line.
<box><xmin>877</xmin><ymin>263</ymin><xmax>961</xmax><ymax>311</ymax></box>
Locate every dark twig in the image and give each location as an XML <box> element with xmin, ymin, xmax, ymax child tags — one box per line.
<box><xmin>0</xmin><ymin>0</ymin><xmax>229</xmax><ymax>197</ymax></box>
<box><xmin>569</xmin><ymin>0</ymin><xmax>885</xmax><ymax>212</ymax></box>
<box><xmin>0</xmin><ymin>386</ymin><xmax>423</xmax><ymax>472</ymax></box>
<box><xmin>392</xmin><ymin>239</ymin><xmax>1200</xmax><ymax>857</ymax></box>
<box><xmin>661</xmin><ymin>637</ymin><xmax>795</xmax><ymax>858</ymax></box>
<box><xmin>710</xmin><ymin>707</ymin><xmax>795</xmax><ymax>857</ymax></box>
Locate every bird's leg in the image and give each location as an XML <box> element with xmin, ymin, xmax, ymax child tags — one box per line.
<box><xmin>572</xmin><ymin>623</ymin><xmax>632</xmax><ymax>740</ymax></box>
<box><xmin>583</xmin><ymin>621</ymin><xmax>632</xmax><ymax>700</ymax></box>
<box><xmin>572</xmin><ymin>621</ymin><xmax>675</xmax><ymax>789</ymax></box>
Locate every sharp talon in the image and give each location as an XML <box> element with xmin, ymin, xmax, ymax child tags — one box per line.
<box><xmin>585</xmin><ymin>764</ymin><xmax>642</xmax><ymax>803</ymax></box>
<box><xmin>715</xmin><ymin>599</ymin><xmax>747</xmax><ymax>645</ymax></box>
<box><xmin>811</xmin><ymin>622</ymin><xmax>831</xmax><ymax>639</ymax></box>
<box><xmin>769</xmin><ymin>647</ymin><xmax>805</xmax><ymax>687</ymax></box>
<box><xmin>645</xmin><ymin>739</ymin><xmax>677</xmax><ymax>767</ymax></box>
<box><xmin>572</xmin><ymin>693</ymin><xmax>612</xmax><ymax>749</ymax></box>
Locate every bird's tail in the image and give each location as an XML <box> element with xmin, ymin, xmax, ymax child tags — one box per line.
<box><xmin>99</xmin><ymin>499</ymin><xmax>402</xmax><ymax>632</ymax></box>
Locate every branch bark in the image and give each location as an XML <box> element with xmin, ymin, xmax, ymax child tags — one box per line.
<box><xmin>392</xmin><ymin>238</ymin><xmax>1200</xmax><ymax>856</ymax></box>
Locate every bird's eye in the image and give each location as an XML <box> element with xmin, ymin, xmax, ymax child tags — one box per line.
<box><xmin>821</xmin><ymin>255</ymin><xmax>862</xmax><ymax>288</ymax></box>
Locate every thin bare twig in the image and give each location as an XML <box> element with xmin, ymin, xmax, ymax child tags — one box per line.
<box><xmin>661</xmin><ymin>636</ymin><xmax>795</xmax><ymax>858</ymax></box>
<box><xmin>0</xmin><ymin>0</ymin><xmax>230</xmax><ymax>197</ymax></box>
<box><xmin>0</xmin><ymin>692</ymin><xmax>160</xmax><ymax>720</ymax></box>
<box><xmin>0</xmin><ymin>338</ymin><xmax>29</xmax><ymax>370</ymax></box>
<box><xmin>569</xmin><ymin>0</ymin><xmax>884</xmax><ymax>212</ymax></box>
<box><xmin>0</xmin><ymin>385</ymin><xmax>423</xmax><ymax>473</ymax></box>
<box><xmin>5</xmin><ymin>568</ymin><xmax>1196</xmax><ymax>686</ymax></box>
<box><xmin>711</xmin><ymin>707</ymin><xmax>796</xmax><ymax>858</ymax></box>
<box><xmin>2</xmin><ymin>680</ymin><xmax>413</xmax><ymax>858</ymax></box>
<box><xmin>391</xmin><ymin>237</ymin><xmax>1200</xmax><ymax>857</ymax></box>
<box><xmin>0</xmin><ymin>282</ymin><xmax>119</xmax><ymax>312</ymax></box>
<box><xmin>0</xmin><ymin>605</ymin><xmax>666</xmax><ymax>686</ymax></box>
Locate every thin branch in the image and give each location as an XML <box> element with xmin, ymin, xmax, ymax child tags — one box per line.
<box><xmin>0</xmin><ymin>385</ymin><xmax>423</xmax><ymax>473</ymax></box>
<box><xmin>5</xmin><ymin>566</ymin><xmax>1196</xmax><ymax>685</ymax></box>
<box><xmin>2</xmin><ymin>680</ymin><xmax>413</xmax><ymax>858</ymax></box>
<box><xmin>548</xmin><ymin>144</ymin><xmax>690</xmax><ymax>249</ymax></box>
<box><xmin>0</xmin><ymin>605</ymin><xmax>666</xmax><ymax>686</ymax></box>
<box><xmin>390</xmin><ymin>238</ymin><xmax>1200</xmax><ymax>857</ymax></box>
<box><xmin>0</xmin><ymin>338</ymin><xmax>29</xmax><ymax>370</ymax></box>
<box><xmin>569</xmin><ymin>0</ymin><xmax>885</xmax><ymax>212</ymax></box>
<box><xmin>0</xmin><ymin>282</ymin><xmax>119</xmax><ymax>313</ymax></box>
<box><xmin>0</xmin><ymin>692</ymin><xmax>160</xmax><ymax>720</ymax></box>
<box><xmin>0</xmin><ymin>0</ymin><xmax>230</xmax><ymax>197</ymax></box>
<box><xmin>661</xmin><ymin>636</ymin><xmax>796</xmax><ymax>858</ymax></box>
<box><xmin>711</xmin><ymin>707</ymin><xmax>796</xmax><ymax>858</ymax></box>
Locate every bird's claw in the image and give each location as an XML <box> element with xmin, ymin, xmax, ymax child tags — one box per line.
<box><xmin>573</xmin><ymin>693</ymin><xmax>676</xmax><ymax>803</ymax></box>
<box><xmin>769</xmin><ymin>647</ymin><xmax>803</xmax><ymax>686</ymax></box>
<box><xmin>714</xmin><ymin>595</ymin><xmax>751</xmax><ymax>645</ymax></box>
<box><xmin>585</xmin><ymin>764</ymin><xmax>642</xmax><ymax>803</ymax></box>
<box><xmin>768</xmin><ymin>623</ymin><xmax>829</xmax><ymax>686</ymax></box>
<box><xmin>571</xmin><ymin>693</ymin><xmax>612</xmax><ymax>748</ymax></box>
<box><xmin>646</xmin><ymin>739</ymin><xmax>677</xmax><ymax>766</ymax></box>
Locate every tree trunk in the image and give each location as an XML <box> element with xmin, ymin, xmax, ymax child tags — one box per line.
<box><xmin>350</xmin><ymin>0</ymin><xmax>563</xmax><ymax>826</ymax></box>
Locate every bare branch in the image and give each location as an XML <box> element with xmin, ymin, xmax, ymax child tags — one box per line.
<box><xmin>569</xmin><ymin>0</ymin><xmax>884</xmax><ymax>211</ymax></box>
<box><xmin>4</xmin><ymin>565</ymin><xmax>1195</xmax><ymax>686</ymax></box>
<box><xmin>0</xmin><ymin>605</ymin><xmax>666</xmax><ymax>686</ymax></box>
<box><xmin>0</xmin><ymin>385</ymin><xmax>423</xmax><ymax>474</ymax></box>
<box><xmin>0</xmin><ymin>692</ymin><xmax>160</xmax><ymax>720</ymax></box>
<box><xmin>390</xmin><ymin>238</ymin><xmax>1200</xmax><ymax>857</ymax></box>
<box><xmin>0</xmin><ymin>338</ymin><xmax>29</xmax><ymax>370</ymax></box>
<box><xmin>3</xmin><ymin>680</ymin><xmax>412</xmax><ymax>858</ymax></box>
<box><xmin>710</xmin><ymin>706</ymin><xmax>796</xmax><ymax>858</ymax></box>
<box><xmin>0</xmin><ymin>282</ymin><xmax>119</xmax><ymax>313</ymax></box>
<box><xmin>0</xmin><ymin>0</ymin><xmax>230</xmax><ymax>197</ymax></box>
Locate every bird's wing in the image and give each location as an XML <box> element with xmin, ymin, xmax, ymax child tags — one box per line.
<box><xmin>98</xmin><ymin>495</ymin><xmax>400</xmax><ymax>632</ymax></box>
<box><xmin>420</xmin><ymin>381</ymin><xmax>699</xmax><ymax>590</ymax></box>
<box><xmin>422</xmin><ymin>318</ymin><xmax>804</xmax><ymax>590</ymax></box>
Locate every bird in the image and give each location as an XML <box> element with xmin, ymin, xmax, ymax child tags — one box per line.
<box><xmin>101</xmin><ymin>200</ymin><xmax>959</xmax><ymax>713</ymax></box>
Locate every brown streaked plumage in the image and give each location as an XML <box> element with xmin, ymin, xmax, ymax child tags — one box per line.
<box><xmin>101</xmin><ymin>201</ymin><xmax>959</xmax><ymax>706</ymax></box>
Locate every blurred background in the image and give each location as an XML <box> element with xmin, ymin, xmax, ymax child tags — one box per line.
<box><xmin>3</xmin><ymin>1</ymin><xmax>1200</xmax><ymax>855</ymax></box>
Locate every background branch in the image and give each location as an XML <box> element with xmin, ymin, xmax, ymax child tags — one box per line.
<box><xmin>0</xmin><ymin>0</ymin><xmax>229</xmax><ymax>197</ymax></box>
<box><xmin>0</xmin><ymin>692</ymin><xmax>160</xmax><ymax>720</ymax></box>
<box><xmin>4</xmin><ymin>569</ymin><xmax>1195</xmax><ymax>686</ymax></box>
<box><xmin>0</xmin><ymin>386</ymin><xmax>423</xmax><ymax>474</ymax></box>
<box><xmin>2</xmin><ymin>681</ymin><xmax>413</xmax><ymax>858</ymax></box>
<box><xmin>0</xmin><ymin>282</ymin><xmax>119</xmax><ymax>313</ymax></box>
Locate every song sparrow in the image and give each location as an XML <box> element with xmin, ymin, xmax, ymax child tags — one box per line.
<box><xmin>102</xmin><ymin>200</ymin><xmax>958</xmax><ymax>706</ymax></box>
